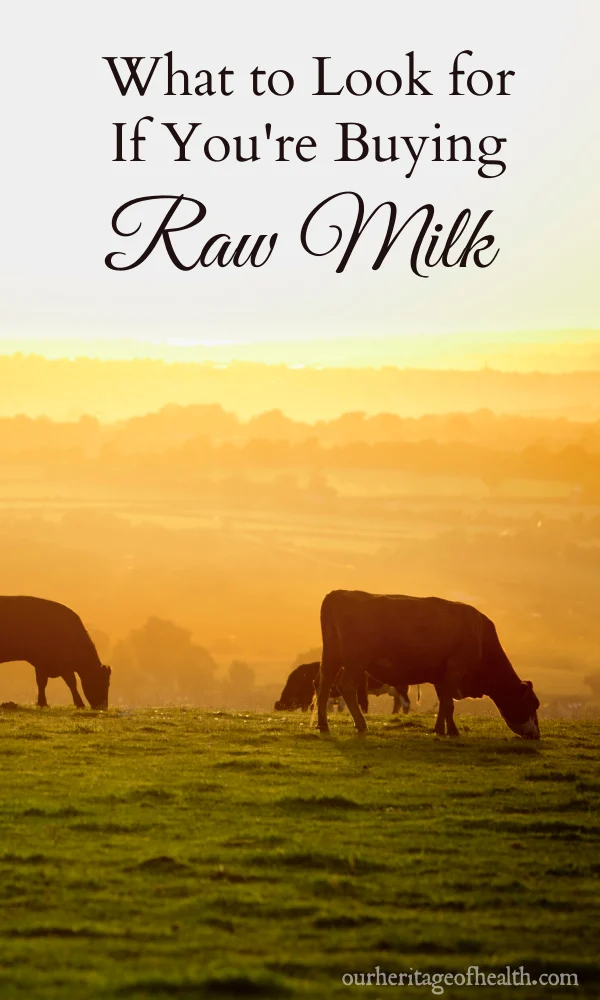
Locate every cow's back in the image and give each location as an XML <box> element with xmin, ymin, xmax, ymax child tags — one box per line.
<box><xmin>0</xmin><ymin>596</ymin><xmax>98</xmax><ymax>670</ymax></box>
<box><xmin>323</xmin><ymin>590</ymin><xmax>488</xmax><ymax>681</ymax></box>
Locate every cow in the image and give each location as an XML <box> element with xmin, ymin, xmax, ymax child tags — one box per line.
<box><xmin>274</xmin><ymin>660</ymin><xmax>410</xmax><ymax>715</ymax></box>
<box><xmin>275</xmin><ymin>662</ymin><xmax>342</xmax><ymax>713</ymax></box>
<box><xmin>315</xmin><ymin>590</ymin><xmax>540</xmax><ymax>739</ymax></box>
<box><xmin>0</xmin><ymin>596</ymin><xmax>112</xmax><ymax>709</ymax></box>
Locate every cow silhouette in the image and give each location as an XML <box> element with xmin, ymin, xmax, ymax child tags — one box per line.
<box><xmin>0</xmin><ymin>596</ymin><xmax>111</xmax><ymax>709</ymax></box>
<box><xmin>316</xmin><ymin>590</ymin><xmax>540</xmax><ymax>739</ymax></box>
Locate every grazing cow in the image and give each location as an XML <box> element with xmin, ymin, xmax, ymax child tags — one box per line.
<box><xmin>315</xmin><ymin>590</ymin><xmax>540</xmax><ymax>739</ymax></box>
<box><xmin>274</xmin><ymin>661</ymin><xmax>410</xmax><ymax>715</ymax></box>
<box><xmin>275</xmin><ymin>662</ymin><xmax>342</xmax><ymax>712</ymax></box>
<box><xmin>0</xmin><ymin>596</ymin><xmax>111</xmax><ymax>709</ymax></box>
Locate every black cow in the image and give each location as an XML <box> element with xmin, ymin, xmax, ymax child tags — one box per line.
<box><xmin>274</xmin><ymin>661</ymin><xmax>410</xmax><ymax>715</ymax></box>
<box><xmin>275</xmin><ymin>662</ymin><xmax>342</xmax><ymax>712</ymax></box>
<box><xmin>0</xmin><ymin>596</ymin><xmax>111</xmax><ymax>709</ymax></box>
<box><xmin>315</xmin><ymin>590</ymin><xmax>540</xmax><ymax>739</ymax></box>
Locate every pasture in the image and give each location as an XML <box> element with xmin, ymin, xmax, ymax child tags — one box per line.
<box><xmin>0</xmin><ymin>707</ymin><xmax>598</xmax><ymax>999</ymax></box>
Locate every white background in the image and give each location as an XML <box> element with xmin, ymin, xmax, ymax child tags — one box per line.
<box><xmin>1</xmin><ymin>0</ymin><xmax>599</xmax><ymax>350</ymax></box>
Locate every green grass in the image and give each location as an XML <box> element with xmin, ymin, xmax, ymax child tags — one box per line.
<box><xmin>0</xmin><ymin>707</ymin><xmax>598</xmax><ymax>999</ymax></box>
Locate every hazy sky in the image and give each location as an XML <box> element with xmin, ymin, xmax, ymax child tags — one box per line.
<box><xmin>1</xmin><ymin>0</ymin><xmax>598</xmax><ymax>358</ymax></box>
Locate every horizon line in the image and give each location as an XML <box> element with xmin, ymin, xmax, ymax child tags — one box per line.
<box><xmin>1</xmin><ymin>329</ymin><xmax>600</xmax><ymax>373</ymax></box>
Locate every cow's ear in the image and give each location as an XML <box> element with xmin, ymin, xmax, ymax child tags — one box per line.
<box><xmin>525</xmin><ymin>680</ymin><xmax>533</xmax><ymax>690</ymax></box>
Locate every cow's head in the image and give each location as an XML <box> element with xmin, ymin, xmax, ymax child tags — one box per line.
<box><xmin>81</xmin><ymin>664</ymin><xmax>112</xmax><ymax>710</ymax></box>
<box><xmin>274</xmin><ymin>696</ymin><xmax>302</xmax><ymax>711</ymax></box>
<box><xmin>499</xmin><ymin>680</ymin><xmax>540</xmax><ymax>739</ymax></box>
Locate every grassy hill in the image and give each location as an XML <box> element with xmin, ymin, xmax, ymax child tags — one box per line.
<box><xmin>0</xmin><ymin>707</ymin><xmax>598</xmax><ymax>998</ymax></box>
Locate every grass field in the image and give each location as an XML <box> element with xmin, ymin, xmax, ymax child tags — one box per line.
<box><xmin>0</xmin><ymin>707</ymin><xmax>598</xmax><ymax>999</ymax></box>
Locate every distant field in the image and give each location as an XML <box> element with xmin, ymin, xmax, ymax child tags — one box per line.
<box><xmin>0</xmin><ymin>708</ymin><xmax>598</xmax><ymax>999</ymax></box>
<box><xmin>0</xmin><ymin>485</ymin><xmax>594</xmax><ymax>552</ymax></box>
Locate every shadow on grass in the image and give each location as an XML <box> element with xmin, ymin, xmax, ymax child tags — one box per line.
<box><xmin>22</xmin><ymin>805</ymin><xmax>81</xmax><ymax>818</ymax></box>
<box><xmin>524</xmin><ymin>770</ymin><xmax>578</xmax><ymax>782</ymax></box>
<box><xmin>214</xmin><ymin>759</ymin><xmax>288</xmax><ymax>771</ymax></box>
<box><xmin>460</xmin><ymin>818</ymin><xmax>599</xmax><ymax>840</ymax></box>
<box><xmin>251</xmin><ymin>849</ymin><xmax>388</xmax><ymax>874</ymax></box>
<box><xmin>0</xmin><ymin>853</ymin><xmax>55</xmax><ymax>865</ymax></box>
<box><xmin>313</xmin><ymin>912</ymin><xmax>381</xmax><ymax>928</ymax></box>
<box><xmin>277</xmin><ymin>794</ymin><xmax>363</xmax><ymax>811</ymax></box>
<box><xmin>126</xmin><ymin>856</ymin><xmax>193</xmax><ymax>875</ymax></box>
<box><xmin>6</xmin><ymin>925</ymin><xmax>142</xmax><ymax>939</ymax></box>
<box><xmin>71</xmin><ymin>821</ymin><xmax>150</xmax><ymax>835</ymax></box>
<box><xmin>118</xmin><ymin>970</ymin><xmax>293</xmax><ymax>997</ymax></box>
<box><xmin>312</xmin><ymin>728</ymin><xmax>543</xmax><ymax>776</ymax></box>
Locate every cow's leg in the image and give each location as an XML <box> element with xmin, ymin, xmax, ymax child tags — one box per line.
<box><xmin>63</xmin><ymin>672</ymin><xmax>86</xmax><ymax>709</ymax></box>
<box><xmin>36</xmin><ymin>669</ymin><xmax>49</xmax><ymax>708</ymax></box>
<box><xmin>358</xmin><ymin>674</ymin><xmax>369</xmax><ymax>714</ymax></box>
<box><xmin>444</xmin><ymin>698</ymin><xmax>459</xmax><ymax>737</ymax></box>
<box><xmin>434</xmin><ymin>684</ymin><xmax>446</xmax><ymax>735</ymax></box>
<box><xmin>435</xmin><ymin>694</ymin><xmax>458</xmax><ymax>736</ymax></box>
<box><xmin>316</xmin><ymin>608</ymin><xmax>344</xmax><ymax>731</ymax></box>
<box><xmin>436</xmin><ymin>649</ymin><xmax>474</xmax><ymax>736</ymax></box>
<box><xmin>398</xmin><ymin>687</ymin><xmax>411</xmax><ymax>715</ymax></box>
<box><xmin>316</xmin><ymin>660</ymin><xmax>340</xmax><ymax>733</ymax></box>
<box><xmin>336</xmin><ymin>667</ymin><xmax>368</xmax><ymax>733</ymax></box>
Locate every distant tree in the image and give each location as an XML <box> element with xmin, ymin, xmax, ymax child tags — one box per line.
<box><xmin>306</xmin><ymin>474</ymin><xmax>337</xmax><ymax>508</ymax></box>
<box><xmin>227</xmin><ymin>660</ymin><xmax>256</xmax><ymax>690</ymax></box>
<box><xmin>293</xmin><ymin>648</ymin><xmax>321</xmax><ymax>667</ymax></box>
<box><xmin>444</xmin><ymin>413</ymin><xmax>473</xmax><ymax>440</ymax></box>
<box><xmin>112</xmin><ymin>638</ymin><xmax>134</xmax><ymax>672</ymax></box>
<box><xmin>584</xmin><ymin>671</ymin><xmax>600</xmax><ymax>699</ymax></box>
<box><xmin>245</xmin><ymin>409</ymin><xmax>294</xmax><ymax>439</ymax></box>
<box><xmin>87</xmin><ymin>626</ymin><xmax>111</xmax><ymax>662</ymax></box>
<box><xmin>114</xmin><ymin>617</ymin><xmax>217</xmax><ymax>704</ymax></box>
